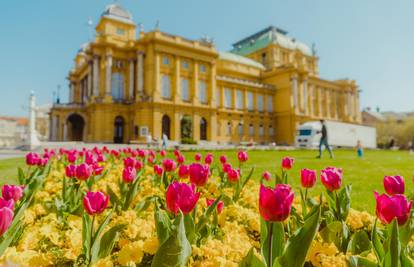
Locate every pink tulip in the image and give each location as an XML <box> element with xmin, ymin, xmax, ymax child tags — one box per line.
<box><xmin>177</xmin><ymin>154</ymin><xmax>185</xmax><ymax>164</ymax></box>
<box><xmin>76</xmin><ymin>163</ymin><xmax>93</xmax><ymax>181</ymax></box>
<box><xmin>85</xmin><ymin>152</ymin><xmax>95</xmax><ymax>165</ymax></box>
<box><xmin>383</xmin><ymin>175</ymin><xmax>404</xmax><ymax>195</ymax></box>
<box><xmin>259</xmin><ymin>184</ymin><xmax>294</xmax><ymax>222</ymax></box>
<box><xmin>301</xmin><ymin>168</ymin><xmax>317</xmax><ymax>188</ymax></box>
<box><xmin>178</xmin><ymin>165</ymin><xmax>189</xmax><ymax>179</ymax></box>
<box><xmin>138</xmin><ymin>150</ymin><xmax>147</xmax><ymax>158</ymax></box>
<box><xmin>0</xmin><ymin>207</ymin><xmax>13</xmax><ymax>236</ymax></box>
<box><xmin>135</xmin><ymin>160</ymin><xmax>143</xmax><ymax>171</ymax></box>
<box><xmin>281</xmin><ymin>157</ymin><xmax>294</xmax><ymax>170</ymax></box>
<box><xmin>222</xmin><ymin>163</ymin><xmax>232</xmax><ymax>173</ymax></box>
<box><xmin>26</xmin><ymin>152</ymin><xmax>39</xmax><ymax>166</ymax></box>
<box><xmin>2</xmin><ymin>185</ymin><xmax>24</xmax><ymax>202</ymax></box>
<box><xmin>65</xmin><ymin>164</ymin><xmax>77</xmax><ymax>178</ymax></box>
<box><xmin>166</xmin><ymin>182</ymin><xmax>200</xmax><ymax>215</ymax></box>
<box><xmin>162</xmin><ymin>159</ymin><xmax>177</xmax><ymax>172</ymax></box>
<box><xmin>262</xmin><ymin>171</ymin><xmax>271</xmax><ymax>181</ymax></box>
<box><xmin>83</xmin><ymin>191</ymin><xmax>109</xmax><ymax>216</ymax></box>
<box><xmin>219</xmin><ymin>155</ymin><xmax>227</xmax><ymax>164</ymax></box>
<box><xmin>37</xmin><ymin>157</ymin><xmax>49</xmax><ymax>167</ymax></box>
<box><xmin>189</xmin><ymin>163</ymin><xmax>210</xmax><ymax>186</ymax></box>
<box><xmin>237</xmin><ymin>150</ymin><xmax>248</xmax><ymax>162</ymax></box>
<box><xmin>148</xmin><ymin>156</ymin><xmax>155</xmax><ymax>164</ymax></box>
<box><xmin>194</xmin><ymin>153</ymin><xmax>202</xmax><ymax>161</ymax></box>
<box><xmin>204</xmin><ymin>153</ymin><xmax>213</xmax><ymax>165</ymax></box>
<box><xmin>227</xmin><ymin>168</ymin><xmax>240</xmax><ymax>182</ymax></box>
<box><xmin>206</xmin><ymin>198</ymin><xmax>224</xmax><ymax>214</ymax></box>
<box><xmin>153</xmin><ymin>165</ymin><xmax>163</xmax><ymax>176</ymax></box>
<box><xmin>174</xmin><ymin>150</ymin><xmax>181</xmax><ymax>158</ymax></box>
<box><xmin>96</xmin><ymin>154</ymin><xmax>105</xmax><ymax>162</ymax></box>
<box><xmin>374</xmin><ymin>192</ymin><xmax>412</xmax><ymax>225</ymax></box>
<box><xmin>92</xmin><ymin>164</ymin><xmax>104</xmax><ymax>176</ymax></box>
<box><xmin>67</xmin><ymin>152</ymin><xmax>77</xmax><ymax>163</ymax></box>
<box><xmin>123</xmin><ymin>157</ymin><xmax>136</xmax><ymax>168</ymax></box>
<box><xmin>160</xmin><ymin>150</ymin><xmax>167</xmax><ymax>157</ymax></box>
<box><xmin>0</xmin><ymin>198</ymin><xmax>14</xmax><ymax>210</ymax></box>
<box><xmin>321</xmin><ymin>167</ymin><xmax>343</xmax><ymax>191</ymax></box>
<box><xmin>122</xmin><ymin>166</ymin><xmax>137</xmax><ymax>183</ymax></box>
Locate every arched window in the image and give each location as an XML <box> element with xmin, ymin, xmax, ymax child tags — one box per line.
<box><xmin>162</xmin><ymin>115</ymin><xmax>171</xmax><ymax>139</ymax></box>
<box><xmin>161</xmin><ymin>75</ymin><xmax>171</xmax><ymax>99</ymax></box>
<box><xmin>269</xmin><ymin>125</ymin><xmax>274</xmax><ymax>136</ymax></box>
<box><xmin>259</xmin><ymin>124</ymin><xmax>264</xmax><ymax>136</ymax></box>
<box><xmin>249</xmin><ymin>123</ymin><xmax>254</xmax><ymax>136</ymax></box>
<box><xmin>227</xmin><ymin>122</ymin><xmax>232</xmax><ymax>136</ymax></box>
<box><xmin>112</xmin><ymin>73</ymin><xmax>124</xmax><ymax>100</ymax></box>
<box><xmin>238</xmin><ymin>123</ymin><xmax>243</xmax><ymax>136</ymax></box>
<box><xmin>114</xmin><ymin>116</ymin><xmax>125</xmax><ymax>143</ymax></box>
<box><xmin>200</xmin><ymin>118</ymin><xmax>207</xmax><ymax>140</ymax></box>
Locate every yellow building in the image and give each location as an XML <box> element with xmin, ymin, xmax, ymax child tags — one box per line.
<box><xmin>50</xmin><ymin>4</ymin><xmax>361</xmax><ymax>145</ymax></box>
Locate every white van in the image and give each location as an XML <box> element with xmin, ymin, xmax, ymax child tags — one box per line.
<box><xmin>295</xmin><ymin>121</ymin><xmax>377</xmax><ymax>149</ymax></box>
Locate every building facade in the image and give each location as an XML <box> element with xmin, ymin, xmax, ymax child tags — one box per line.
<box><xmin>50</xmin><ymin>4</ymin><xmax>361</xmax><ymax>145</ymax></box>
<box><xmin>0</xmin><ymin>117</ymin><xmax>28</xmax><ymax>148</ymax></box>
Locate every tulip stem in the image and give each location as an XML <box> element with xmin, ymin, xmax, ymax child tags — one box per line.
<box><xmin>268</xmin><ymin>222</ymin><xmax>273</xmax><ymax>267</ymax></box>
<box><xmin>334</xmin><ymin>191</ymin><xmax>341</xmax><ymax>220</ymax></box>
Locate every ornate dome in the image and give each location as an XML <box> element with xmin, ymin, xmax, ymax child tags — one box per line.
<box><xmin>102</xmin><ymin>4</ymin><xmax>133</xmax><ymax>24</ymax></box>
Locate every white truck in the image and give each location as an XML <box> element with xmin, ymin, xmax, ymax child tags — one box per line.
<box><xmin>295</xmin><ymin>121</ymin><xmax>377</xmax><ymax>149</ymax></box>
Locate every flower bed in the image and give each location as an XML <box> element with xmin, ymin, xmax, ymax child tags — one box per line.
<box><xmin>0</xmin><ymin>148</ymin><xmax>412</xmax><ymax>266</ymax></box>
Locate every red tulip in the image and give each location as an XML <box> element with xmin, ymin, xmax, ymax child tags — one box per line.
<box><xmin>2</xmin><ymin>185</ymin><xmax>24</xmax><ymax>202</ymax></box>
<box><xmin>97</xmin><ymin>154</ymin><xmax>105</xmax><ymax>162</ymax></box>
<box><xmin>65</xmin><ymin>164</ymin><xmax>77</xmax><ymax>178</ymax></box>
<box><xmin>0</xmin><ymin>198</ymin><xmax>14</xmax><ymax>210</ymax></box>
<box><xmin>178</xmin><ymin>165</ymin><xmax>189</xmax><ymax>179</ymax></box>
<box><xmin>92</xmin><ymin>164</ymin><xmax>104</xmax><ymax>176</ymax></box>
<box><xmin>162</xmin><ymin>159</ymin><xmax>177</xmax><ymax>172</ymax></box>
<box><xmin>76</xmin><ymin>163</ymin><xmax>93</xmax><ymax>181</ymax></box>
<box><xmin>122</xmin><ymin>166</ymin><xmax>137</xmax><ymax>183</ymax></box>
<box><xmin>321</xmin><ymin>167</ymin><xmax>343</xmax><ymax>191</ymax></box>
<box><xmin>160</xmin><ymin>150</ymin><xmax>167</xmax><ymax>157</ymax></box>
<box><xmin>281</xmin><ymin>157</ymin><xmax>294</xmax><ymax>170</ymax></box>
<box><xmin>301</xmin><ymin>168</ymin><xmax>317</xmax><ymax>188</ymax></box>
<box><xmin>37</xmin><ymin>157</ymin><xmax>49</xmax><ymax>167</ymax></box>
<box><xmin>194</xmin><ymin>153</ymin><xmax>202</xmax><ymax>161</ymax></box>
<box><xmin>189</xmin><ymin>163</ymin><xmax>210</xmax><ymax>186</ymax></box>
<box><xmin>374</xmin><ymin>192</ymin><xmax>412</xmax><ymax>225</ymax></box>
<box><xmin>222</xmin><ymin>163</ymin><xmax>232</xmax><ymax>173</ymax></box>
<box><xmin>237</xmin><ymin>151</ymin><xmax>248</xmax><ymax>162</ymax></box>
<box><xmin>153</xmin><ymin>165</ymin><xmax>163</xmax><ymax>176</ymax></box>
<box><xmin>166</xmin><ymin>181</ymin><xmax>200</xmax><ymax>215</ymax></box>
<box><xmin>219</xmin><ymin>155</ymin><xmax>227</xmax><ymax>164</ymax></box>
<box><xmin>259</xmin><ymin>184</ymin><xmax>294</xmax><ymax>222</ymax></box>
<box><xmin>83</xmin><ymin>191</ymin><xmax>109</xmax><ymax>216</ymax></box>
<box><xmin>124</xmin><ymin>157</ymin><xmax>136</xmax><ymax>168</ymax></box>
<box><xmin>26</xmin><ymin>152</ymin><xmax>39</xmax><ymax>166</ymax></box>
<box><xmin>206</xmin><ymin>198</ymin><xmax>224</xmax><ymax>214</ymax></box>
<box><xmin>383</xmin><ymin>176</ymin><xmax>404</xmax><ymax>195</ymax></box>
<box><xmin>262</xmin><ymin>171</ymin><xmax>271</xmax><ymax>181</ymax></box>
<box><xmin>138</xmin><ymin>150</ymin><xmax>147</xmax><ymax>158</ymax></box>
<box><xmin>174</xmin><ymin>150</ymin><xmax>181</xmax><ymax>158</ymax></box>
<box><xmin>227</xmin><ymin>168</ymin><xmax>240</xmax><ymax>183</ymax></box>
<box><xmin>135</xmin><ymin>160</ymin><xmax>143</xmax><ymax>171</ymax></box>
<box><xmin>67</xmin><ymin>152</ymin><xmax>77</xmax><ymax>163</ymax></box>
<box><xmin>177</xmin><ymin>154</ymin><xmax>185</xmax><ymax>164</ymax></box>
<box><xmin>0</xmin><ymin>207</ymin><xmax>13</xmax><ymax>236</ymax></box>
<box><xmin>204</xmin><ymin>153</ymin><xmax>213</xmax><ymax>165</ymax></box>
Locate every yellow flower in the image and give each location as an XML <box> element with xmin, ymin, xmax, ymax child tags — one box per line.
<box><xmin>93</xmin><ymin>256</ymin><xmax>114</xmax><ymax>267</ymax></box>
<box><xmin>143</xmin><ymin>237</ymin><xmax>159</xmax><ymax>255</ymax></box>
<box><xmin>117</xmin><ymin>241</ymin><xmax>144</xmax><ymax>265</ymax></box>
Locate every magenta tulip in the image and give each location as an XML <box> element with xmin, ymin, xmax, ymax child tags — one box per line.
<box><xmin>162</xmin><ymin>159</ymin><xmax>177</xmax><ymax>172</ymax></box>
<box><xmin>374</xmin><ymin>192</ymin><xmax>412</xmax><ymax>225</ymax></box>
<box><xmin>178</xmin><ymin>164</ymin><xmax>189</xmax><ymax>179</ymax></box>
<box><xmin>321</xmin><ymin>167</ymin><xmax>343</xmax><ymax>191</ymax></box>
<box><xmin>122</xmin><ymin>166</ymin><xmax>137</xmax><ymax>183</ymax></box>
<box><xmin>206</xmin><ymin>198</ymin><xmax>224</xmax><ymax>214</ymax></box>
<box><xmin>237</xmin><ymin>150</ymin><xmax>248</xmax><ymax>162</ymax></box>
<box><xmin>0</xmin><ymin>198</ymin><xmax>14</xmax><ymax>210</ymax></box>
<box><xmin>166</xmin><ymin>182</ymin><xmax>200</xmax><ymax>215</ymax></box>
<box><xmin>2</xmin><ymin>185</ymin><xmax>24</xmax><ymax>202</ymax></box>
<box><xmin>65</xmin><ymin>164</ymin><xmax>77</xmax><ymax>178</ymax></box>
<box><xmin>123</xmin><ymin>157</ymin><xmax>136</xmax><ymax>168</ymax></box>
<box><xmin>194</xmin><ymin>153</ymin><xmax>202</xmax><ymax>161</ymax></box>
<box><xmin>219</xmin><ymin>155</ymin><xmax>227</xmax><ymax>164</ymax></box>
<box><xmin>228</xmin><ymin>168</ymin><xmax>240</xmax><ymax>183</ymax></box>
<box><xmin>281</xmin><ymin>157</ymin><xmax>294</xmax><ymax>170</ymax></box>
<box><xmin>92</xmin><ymin>164</ymin><xmax>104</xmax><ymax>176</ymax></box>
<box><xmin>222</xmin><ymin>163</ymin><xmax>232</xmax><ymax>173</ymax></box>
<box><xmin>83</xmin><ymin>191</ymin><xmax>109</xmax><ymax>216</ymax></box>
<box><xmin>259</xmin><ymin>184</ymin><xmax>294</xmax><ymax>222</ymax></box>
<box><xmin>76</xmin><ymin>163</ymin><xmax>93</xmax><ymax>181</ymax></box>
<box><xmin>135</xmin><ymin>160</ymin><xmax>143</xmax><ymax>171</ymax></box>
<box><xmin>189</xmin><ymin>163</ymin><xmax>210</xmax><ymax>186</ymax></box>
<box><xmin>383</xmin><ymin>175</ymin><xmax>404</xmax><ymax>195</ymax></box>
<box><xmin>26</xmin><ymin>152</ymin><xmax>39</xmax><ymax>166</ymax></box>
<box><xmin>204</xmin><ymin>153</ymin><xmax>213</xmax><ymax>165</ymax></box>
<box><xmin>0</xmin><ymin>207</ymin><xmax>13</xmax><ymax>236</ymax></box>
<box><xmin>153</xmin><ymin>165</ymin><xmax>163</xmax><ymax>176</ymax></box>
<box><xmin>177</xmin><ymin>154</ymin><xmax>185</xmax><ymax>164</ymax></box>
<box><xmin>262</xmin><ymin>171</ymin><xmax>271</xmax><ymax>181</ymax></box>
<box><xmin>301</xmin><ymin>168</ymin><xmax>317</xmax><ymax>188</ymax></box>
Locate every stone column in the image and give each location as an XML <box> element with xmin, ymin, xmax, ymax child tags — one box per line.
<box><xmin>129</xmin><ymin>59</ymin><xmax>134</xmax><ymax>100</ymax></box>
<box><xmin>87</xmin><ymin>63</ymin><xmax>92</xmax><ymax>99</ymax></box>
<box><xmin>308</xmin><ymin>84</ymin><xmax>313</xmax><ymax>116</ymax></box>
<box><xmin>174</xmin><ymin>56</ymin><xmax>180</xmax><ymax>103</ymax></box>
<box><xmin>93</xmin><ymin>55</ymin><xmax>100</xmax><ymax>97</ymax></box>
<box><xmin>318</xmin><ymin>87</ymin><xmax>323</xmax><ymax>117</ymax></box>
<box><xmin>28</xmin><ymin>91</ymin><xmax>40</xmax><ymax>148</ymax></box>
<box><xmin>105</xmin><ymin>54</ymin><xmax>112</xmax><ymax>96</ymax></box>
<box><xmin>192</xmin><ymin>62</ymin><xmax>199</xmax><ymax>105</ymax></box>
<box><xmin>50</xmin><ymin>115</ymin><xmax>57</xmax><ymax>141</ymax></box>
<box><xmin>69</xmin><ymin>83</ymin><xmax>74</xmax><ymax>103</ymax></box>
<box><xmin>153</xmin><ymin>53</ymin><xmax>160</xmax><ymax>101</ymax></box>
<box><xmin>63</xmin><ymin>123</ymin><xmax>68</xmax><ymax>141</ymax></box>
<box><xmin>291</xmin><ymin>75</ymin><xmax>298</xmax><ymax>112</ymax></box>
<box><xmin>137</xmin><ymin>51</ymin><xmax>144</xmax><ymax>95</ymax></box>
<box><xmin>302</xmin><ymin>78</ymin><xmax>308</xmax><ymax>115</ymax></box>
<box><xmin>209</xmin><ymin>64</ymin><xmax>216</xmax><ymax>107</ymax></box>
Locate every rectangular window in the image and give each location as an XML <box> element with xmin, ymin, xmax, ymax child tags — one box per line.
<box><xmin>182</xmin><ymin>60</ymin><xmax>189</xmax><ymax>70</ymax></box>
<box><xmin>259</xmin><ymin>125</ymin><xmax>264</xmax><ymax>136</ymax></box>
<box><xmin>161</xmin><ymin>74</ymin><xmax>171</xmax><ymax>99</ymax></box>
<box><xmin>199</xmin><ymin>80</ymin><xmax>207</xmax><ymax>104</ymax></box>
<box><xmin>181</xmin><ymin>78</ymin><xmax>189</xmax><ymax>101</ymax></box>
<box><xmin>224</xmin><ymin>88</ymin><xmax>232</xmax><ymax>108</ymax></box>
<box><xmin>249</xmin><ymin>124</ymin><xmax>254</xmax><ymax>136</ymax></box>
<box><xmin>200</xmin><ymin>64</ymin><xmax>206</xmax><ymax>73</ymax></box>
<box><xmin>216</xmin><ymin>87</ymin><xmax>221</xmax><ymax>107</ymax></box>
<box><xmin>269</xmin><ymin>126</ymin><xmax>274</xmax><ymax>136</ymax></box>
<box><xmin>162</xmin><ymin>56</ymin><xmax>170</xmax><ymax>65</ymax></box>
<box><xmin>247</xmin><ymin>92</ymin><xmax>254</xmax><ymax>111</ymax></box>
<box><xmin>116</xmin><ymin>28</ymin><xmax>125</xmax><ymax>36</ymax></box>
<box><xmin>236</xmin><ymin>90</ymin><xmax>244</xmax><ymax>110</ymax></box>
<box><xmin>257</xmin><ymin>94</ymin><xmax>264</xmax><ymax>112</ymax></box>
<box><xmin>267</xmin><ymin>95</ymin><xmax>273</xmax><ymax>112</ymax></box>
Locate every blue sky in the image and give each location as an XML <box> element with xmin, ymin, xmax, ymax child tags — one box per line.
<box><xmin>1</xmin><ymin>0</ymin><xmax>413</xmax><ymax>116</ymax></box>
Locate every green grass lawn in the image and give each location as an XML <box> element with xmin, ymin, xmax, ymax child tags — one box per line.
<box><xmin>0</xmin><ymin>149</ymin><xmax>413</xmax><ymax>212</ymax></box>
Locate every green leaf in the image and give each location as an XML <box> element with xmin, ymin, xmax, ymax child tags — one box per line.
<box><xmin>106</xmin><ymin>186</ymin><xmax>121</xmax><ymax>207</ymax></box>
<box><xmin>91</xmin><ymin>211</ymin><xmax>113</xmax><ymax>245</ymax></box>
<box><xmin>184</xmin><ymin>214</ymin><xmax>196</xmax><ymax>244</ymax></box>
<box><xmin>94</xmin><ymin>224</ymin><xmax>126</xmax><ymax>262</ymax></box>
<box><xmin>278</xmin><ymin>204</ymin><xmax>321</xmax><ymax>267</ymax></box>
<box><xmin>240</xmin><ymin>247</ymin><xmax>266</xmax><ymax>267</ymax></box>
<box><xmin>196</xmin><ymin>196</ymin><xmax>222</xmax><ymax>232</ymax></box>
<box><xmin>151</xmin><ymin>212</ymin><xmax>192</xmax><ymax>267</ymax></box>
<box><xmin>398</xmin><ymin>219</ymin><xmax>414</xmax><ymax>246</ymax></box>
<box><xmin>242</xmin><ymin>166</ymin><xmax>255</xmax><ymax>188</ymax></box>
<box><xmin>122</xmin><ymin>170</ymin><xmax>144</xmax><ymax>210</ymax></box>
<box><xmin>371</xmin><ymin>220</ymin><xmax>385</xmax><ymax>264</ymax></box>
<box><xmin>81</xmin><ymin>214</ymin><xmax>92</xmax><ymax>262</ymax></box>
<box><xmin>338</xmin><ymin>185</ymin><xmax>352</xmax><ymax>220</ymax></box>
<box><xmin>319</xmin><ymin>221</ymin><xmax>343</xmax><ymax>249</ymax></box>
<box><xmin>155</xmin><ymin>209</ymin><xmax>173</xmax><ymax>245</ymax></box>
<box><xmin>260</xmin><ymin>219</ymin><xmax>285</xmax><ymax>267</ymax></box>
<box><xmin>17</xmin><ymin>167</ymin><xmax>25</xmax><ymax>185</ymax></box>
<box><xmin>347</xmin><ymin>230</ymin><xmax>372</xmax><ymax>255</ymax></box>
<box><xmin>384</xmin><ymin>219</ymin><xmax>401</xmax><ymax>267</ymax></box>
<box><xmin>348</xmin><ymin>256</ymin><xmax>379</xmax><ymax>267</ymax></box>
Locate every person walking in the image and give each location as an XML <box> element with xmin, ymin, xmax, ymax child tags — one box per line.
<box><xmin>356</xmin><ymin>140</ymin><xmax>363</xmax><ymax>158</ymax></box>
<box><xmin>146</xmin><ymin>132</ymin><xmax>152</xmax><ymax>149</ymax></box>
<box><xmin>317</xmin><ymin>120</ymin><xmax>334</xmax><ymax>159</ymax></box>
<box><xmin>162</xmin><ymin>133</ymin><xmax>168</xmax><ymax>150</ymax></box>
